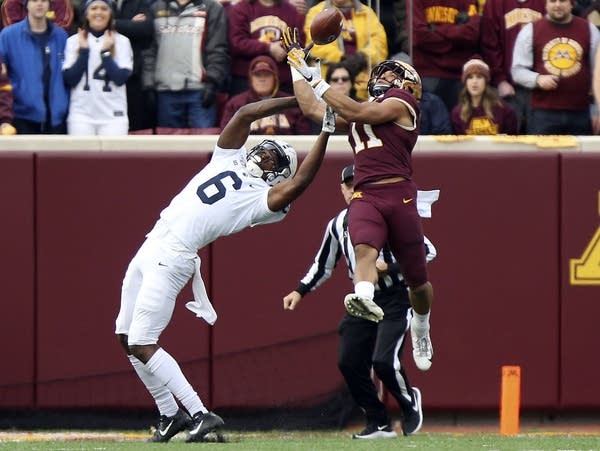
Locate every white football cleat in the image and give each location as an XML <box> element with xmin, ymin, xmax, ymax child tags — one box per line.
<box><xmin>344</xmin><ymin>294</ymin><xmax>384</xmax><ymax>322</ymax></box>
<box><xmin>411</xmin><ymin>322</ymin><xmax>433</xmax><ymax>371</ymax></box>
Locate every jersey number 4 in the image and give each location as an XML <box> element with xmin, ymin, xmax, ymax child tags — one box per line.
<box><xmin>196</xmin><ymin>171</ymin><xmax>242</xmax><ymax>205</ymax></box>
<box><xmin>83</xmin><ymin>63</ymin><xmax>112</xmax><ymax>92</ymax></box>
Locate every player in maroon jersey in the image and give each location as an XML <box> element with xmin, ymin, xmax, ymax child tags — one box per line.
<box><xmin>283</xmin><ymin>28</ymin><xmax>435</xmax><ymax>371</ymax></box>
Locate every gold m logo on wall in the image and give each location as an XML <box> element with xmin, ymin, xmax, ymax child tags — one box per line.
<box><xmin>570</xmin><ymin>192</ymin><xmax>600</xmax><ymax>285</ymax></box>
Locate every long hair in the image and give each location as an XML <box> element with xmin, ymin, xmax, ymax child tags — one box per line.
<box><xmin>326</xmin><ymin>62</ymin><xmax>357</xmax><ymax>100</ymax></box>
<box><xmin>458</xmin><ymin>85</ymin><xmax>502</xmax><ymax>124</ymax></box>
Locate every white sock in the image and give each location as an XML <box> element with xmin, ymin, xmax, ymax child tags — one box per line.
<box><xmin>412</xmin><ymin>311</ymin><xmax>430</xmax><ymax>329</ymax></box>
<box><xmin>128</xmin><ymin>354</ymin><xmax>178</xmax><ymax>417</ymax></box>
<box><xmin>355</xmin><ymin>281</ymin><xmax>375</xmax><ymax>300</ymax></box>
<box><xmin>145</xmin><ymin>348</ymin><xmax>207</xmax><ymax>417</ymax></box>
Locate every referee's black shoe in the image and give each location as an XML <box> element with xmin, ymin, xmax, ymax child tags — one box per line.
<box><xmin>352</xmin><ymin>423</ymin><xmax>397</xmax><ymax>439</ymax></box>
<box><xmin>185</xmin><ymin>411</ymin><xmax>225</xmax><ymax>442</ymax></box>
<box><xmin>147</xmin><ymin>408</ymin><xmax>191</xmax><ymax>442</ymax></box>
<box><xmin>402</xmin><ymin>387</ymin><xmax>423</xmax><ymax>436</ymax></box>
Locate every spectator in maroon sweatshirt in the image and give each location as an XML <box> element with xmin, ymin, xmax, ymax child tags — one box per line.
<box><xmin>451</xmin><ymin>55</ymin><xmax>518</xmax><ymax>134</ymax></box>
<box><xmin>411</xmin><ymin>0</ymin><xmax>481</xmax><ymax>112</ymax></box>
<box><xmin>220</xmin><ymin>54</ymin><xmax>311</xmax><ymax>134</ymax></box>
<box><xmin>480</xmin><ymin>0</ymin><xmax>545</xmax><ymax>134</ymax></box>
<box><xmin>226</xmin><ymin>0</ymin><xmax>305</xmax><ymax>96</ymax></box>
<box><xmin>512</xmin><ymin>0</ymin><xmax>600</xmax><ymax>134</ymax></box>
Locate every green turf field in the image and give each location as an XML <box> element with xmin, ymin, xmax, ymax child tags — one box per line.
<box><xmin>1</xmin><ymin>430</ymin><xmax>600</xmax><ymax>450</ymax></box>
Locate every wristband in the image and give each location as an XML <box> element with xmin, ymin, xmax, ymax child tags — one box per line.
<box><xmin>101</xmin><ymin>50</ymin><xmax>111</xmax><ymax>58</ymax></box>
<box><xmin>311</xmin><ymin>80</ymin><xmax>330</xmax><ymax>100</ymax></box>
<box><xmin>290</xmin><ymin>67</ymin><xmax>304</xmax><ymax>82</ymax></box>
<box><xmin>295</xmin><ymin>283</ymin><xmax>310</xmax><ymax>297</ymax></box>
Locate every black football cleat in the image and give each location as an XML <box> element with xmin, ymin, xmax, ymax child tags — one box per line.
<box><xmin>185</xmin><ymin>411</ymin><xmax>225</xmax><ymax>443</ymax></box>
<box><xmin>147</xmin><ymin>408</ymin><xmax>191</xmax><ymax>443</ymax></box>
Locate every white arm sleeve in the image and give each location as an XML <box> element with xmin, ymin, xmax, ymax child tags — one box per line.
<box><xmin>511</xmin><ymin>23</ymin><xmax>539</xmax><ymax>89</ymax></box>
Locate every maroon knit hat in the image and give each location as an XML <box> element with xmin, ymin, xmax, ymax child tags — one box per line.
<box><xmin>461</xmin><ymin>55</ymin><xmax>490</xmax><ymax>84</ymax></box>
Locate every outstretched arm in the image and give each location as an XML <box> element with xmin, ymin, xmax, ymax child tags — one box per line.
<box><xmin>282</xmin><ymin>28</ymin><xmax>348</xmax><ymax>131</ymax></box>
<box><xmin>293</xmin><ymin>78</ymin><xmax>349</xmax><ymax>132</ymax></box>
<box><xmin>217</xmin><ymin>96</ymin><xmax>299</xmax><ymax>149</ymax></box>
<box><xmin>283</xmin><ymin>27</ymin><xmax>407</xmax><ymax>126</ymax></box>
<box><xmin>293</xmin><ymin>78</ymin><xmax>324</xmax><ymax>123</ymax></box>
<box><xmin>267</xmin><ymin>130</ymin><xmax>330</xmax><ymax>212</ymax></box>
<box><xmin>318</xmin><ymin>85</ymin><xmax>411</xmax><ymax>125</ymax></box>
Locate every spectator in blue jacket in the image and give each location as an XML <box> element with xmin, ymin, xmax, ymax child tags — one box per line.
<box><xmin>0</xmin><ymin>0</ymin><xmax>69</xmax><ymax>133</ymax></box>
<box><xmin>420</xmin><ymin>91</ymin><xmax>452</xmax><ymax>134</ymax></box>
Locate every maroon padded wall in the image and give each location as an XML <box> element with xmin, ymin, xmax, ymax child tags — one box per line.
<box><xmin>34</xmin><ymin>152</ymin><xmax>212</xmax><ymax>407</ymax></box>
<box><xmin>211</xmin><ymin>155</ymin><xmax>354</xmax><ymax>408</ymax></box>
<box><xmin>0</xmin><ymin>153</ymin><xmax>35</xmax><ymax>407</ymax></box>
<box><xmin>559</xmin><ymin>152</ymin><xmax>600</xmax><ymax>407</ymax></box>
<box><xmin>5</xmin><ymin>146</ymin><xmax>598</xmax><ymax>412</ymax></box>
<box><xmin>409</xmin><ymin>151</ymin><xmax>560</xmax><ymax>408</ymax></box>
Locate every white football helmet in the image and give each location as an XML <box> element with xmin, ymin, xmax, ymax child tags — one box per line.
<box><xmin>246</xmin><ymin>139</ymin><xmax>298</xmax><ymax>186</ymax></box>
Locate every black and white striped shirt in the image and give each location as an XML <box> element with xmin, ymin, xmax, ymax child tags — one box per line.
<box><xmin>295</xmin><ymin>209</ymin><xmax>437</xmax><ymax>297</ymax></box>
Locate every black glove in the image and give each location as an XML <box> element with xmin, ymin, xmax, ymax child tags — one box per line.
<box><xmin>341</xmin><ymin>52</ymin><xmax>367</xmax><ymax>76</ymax></box>
<box><xmin>455</xmin><ymin>11</ymin><xmax>470</xmax><ymax>24</ymax></box>
<box><xmin>201</xmin><ymin>82</ymin><xmax>216</xmax><ymax>108</ymax></box>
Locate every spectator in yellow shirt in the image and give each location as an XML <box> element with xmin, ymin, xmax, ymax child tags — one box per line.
<box><xmin>303</xmin><ymin>0</ymin><xmax>388</xmax><ymax>100</ymax></box>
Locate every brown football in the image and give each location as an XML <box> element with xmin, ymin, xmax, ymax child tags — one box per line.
<box><xmin>309</xmin><ymin>8</ymin><xmax>343</xmax><ymax>45</ymax></box>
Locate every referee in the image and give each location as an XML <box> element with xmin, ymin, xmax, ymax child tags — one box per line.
<box><xmin>283</xmin><ymin>165</ymin><xmax>438</xmax><ymax>439</ymax></box>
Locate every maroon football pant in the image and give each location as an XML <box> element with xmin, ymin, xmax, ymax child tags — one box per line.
<box><xmin>348</xmin><ymin>180</ymin><xmax>428</xmax><ymax>288</ymax></box>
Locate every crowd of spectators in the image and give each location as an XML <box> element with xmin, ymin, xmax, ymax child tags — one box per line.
<box><xmin>0</xmin><ymin>0</ymin><xmax>599</xmax><ymax>135</ymax></box>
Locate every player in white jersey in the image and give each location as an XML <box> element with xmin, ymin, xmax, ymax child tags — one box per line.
<box><xmin>114</xmin><ymin>95</ymin><xmax>336</xmax><ymax>443</ymax></box>
<box><xmin>62</xmin><ymin>0</ymin><xmax>133</xmax><ymax>135</ymax></box>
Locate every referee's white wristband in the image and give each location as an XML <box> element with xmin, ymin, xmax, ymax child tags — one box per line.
<box><xmin>311</xmin><ymin>80</ymin><xmax>330</xmax><ymax>100</ymax></box>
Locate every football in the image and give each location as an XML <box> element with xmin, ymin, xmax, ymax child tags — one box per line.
<box><xmin>309</xmin><ymin>8</ymin><xmax>343</xmax><ymax>45</ymax></box>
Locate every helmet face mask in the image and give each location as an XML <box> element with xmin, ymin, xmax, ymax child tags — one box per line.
<box><xmin>246</xmin><ymin>139</ymin><xmax>298</xmax><ymax>186</ymax></box>
<box><xmin>367</xmin><ymin>60</ymin><xmax>422</xmax><ymax>101</ymax></box>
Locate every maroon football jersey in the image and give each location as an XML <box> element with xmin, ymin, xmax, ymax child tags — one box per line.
<box><xmin>349</xmin><ymin>88</ymin><xmax>420</xmax><ymax>187</ymax></box>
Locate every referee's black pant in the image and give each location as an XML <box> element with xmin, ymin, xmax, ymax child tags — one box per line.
<box><xmin>337</xmin><ymin>285</ymin><xmax>416</xmax><ymax>426</ymax></box>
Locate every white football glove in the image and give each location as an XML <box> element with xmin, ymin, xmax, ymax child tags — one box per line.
<box><xmin>308</xmin><ymin>58</ymin><xmax>322</xmax><ymax>82</ymax></box>
<box><xmin>288</xmin><ymin>49</ymin><xmax>322</xmax><ymax>84</ymax></box>
<box><xmin>321</xmin><ymin>105</ymin><xmax>336</xmax><ymax>133</ymax></box>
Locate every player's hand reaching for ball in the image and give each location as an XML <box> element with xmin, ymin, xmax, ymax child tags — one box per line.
<box><xmin>282</xmin><ymin>27</ymin><xmax>303</xmax><ymax>55</ymax></box>
<box><xmin>321</xmin><ymin>106</ymin><xmax>336</xmax><ymax>133</ymax></box>
<box><xmin>284</xmin><ymin>28</ymin><xmax>321</xmax><ymax>84</ymax></box>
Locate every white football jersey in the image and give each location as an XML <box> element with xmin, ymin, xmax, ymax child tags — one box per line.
<box><xmin>63</xmin><ymin>31</ymin><xmax>133</xmax><ymax>123</ymax></box>
<box><xmin>157</xmin><ymin>146</ymin><xmax>288</xmax><ymax>251</ymax></box>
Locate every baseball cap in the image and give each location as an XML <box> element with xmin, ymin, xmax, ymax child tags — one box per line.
<box><xmin>251</xmin><ymin>61</ymin><xmax>276</xmax><ymax>75</ymax></box>
<box><xmin>340</xmin><ymin>165</ymin><xmax>354</xmax><ymax>184</ymax></box>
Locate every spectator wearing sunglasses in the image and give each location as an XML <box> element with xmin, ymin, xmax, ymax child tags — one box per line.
<box><xmin>309</xmin><ymin>62</ymin><xmax>357</xmax><ymax>134</ymax></box>
<box><xmin>326</xmin><ymin>62</ymin><xmax>357</xmax><ymax>99</ymax></box>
